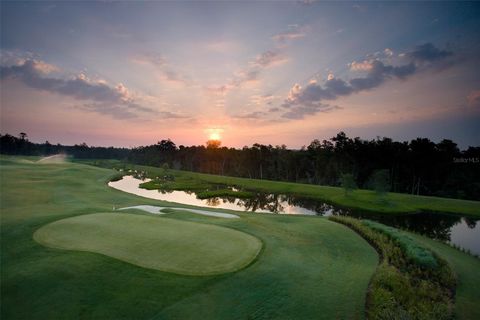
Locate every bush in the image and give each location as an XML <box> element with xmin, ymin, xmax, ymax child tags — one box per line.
<box><xmin>369</xmin><ymin>169</ymin><xmax>390</xmax><ymax>196</ymax></box>
<box><xmin>340</xmin><ymin>173</ymin><xmax>357</xmax><ymax>196</ymax></box>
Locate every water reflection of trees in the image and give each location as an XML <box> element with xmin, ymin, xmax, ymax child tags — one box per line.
<box><xmin>464</xmin><ymin>217</ymin><xmax>477</xmax><ymax>229</ymax></box>
<box><xmin>205</xmin><ymin>197</ymin><xmax>221</xmax><ymax>207</ymax></box>
<box><xmin>237</xmin><ymin>193</ymin><xmax>287</xmax><ymax>213</ymax></box>
<box><xmin>233</xmin><ymin>192</ymin><xmax>351</xmax><ymax>215</ymax></box>
<box><xmin>332</xmin><ymin>210</ymin><xmax>466</xmax><ymax>242</ymax></box>
<box><xmin>387</xmin><ymin>213</ymin><xmax>459</xmax><ymax>242</ymax></box>
<box><xmin>153</xmin><ymin>181</ymin><xmax>478</xmax><ymax>244</ymax></box>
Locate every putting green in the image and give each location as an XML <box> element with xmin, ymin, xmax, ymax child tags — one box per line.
<box><xmin>33</xmin><ymin>212</ymin><xmax>262</xmax><ymax>275</ymax></box>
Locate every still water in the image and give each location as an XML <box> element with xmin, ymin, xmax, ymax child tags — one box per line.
<box><xmin>109</xmin><ymin>175</ymin><xmax>480</xmax><ymax>256</ymax></box>
<box><xmin>108</xmin><ymin>175</ymin><xmax>329</xmax><ymax>215</ymax></box>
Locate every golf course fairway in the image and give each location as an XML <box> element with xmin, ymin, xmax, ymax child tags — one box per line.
<box><xmin>2</xmin><ymin>156</ymin><xmax>479</xmax><ymax>319</ymax></box>
<box><xmin>34</xmin><ymin>212</ymin><xmax>262</xmax><ymax>275</ymax></box>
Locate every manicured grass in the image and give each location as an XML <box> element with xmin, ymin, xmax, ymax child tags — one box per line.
<box><xmin>1</xmin><ymin>156</ymin><xmax>379</xmax><ymax>319</ymax></box>
<box><xmin>195</xmin><ymin>189</ymin><xmax>254</xmax><ymax>199</ymax></box>
<box><xmin>34</xmin><ymin>212</ymin><xmax>262</xmax><ymax>275</ymax></box>
<box><xmin>87</xmin><ymin>159</ymin><xmax>480</xmax><ymax>216</ymax></box>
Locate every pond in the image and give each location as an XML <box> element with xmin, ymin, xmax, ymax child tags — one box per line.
<box><xmin>109</xmin><ymin>175</ymin><xmax>480</xmax><ymax>256</ymax></box>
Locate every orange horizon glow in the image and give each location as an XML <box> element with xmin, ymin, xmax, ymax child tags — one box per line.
<box><xmin>209</xmin><ymin>133</ymin><xmax>221</xmax><ymax>141</ymax></box>
<box><xmin>206</xmin><ymin>128</ymin><xmax>223</xmax><ymax>142</ymax></box>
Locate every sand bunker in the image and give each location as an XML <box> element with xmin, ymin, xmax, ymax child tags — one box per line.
<box><xmin>37</xmin><ymin>154</ymin><xmax>67</xmax><ymax>163</ymax></box>
<box><xmin>118</xmin><ymin>205</ymin><xmax>239</xmax><ymax>218</ymax></box>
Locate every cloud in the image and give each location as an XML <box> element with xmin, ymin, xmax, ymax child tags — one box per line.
<box><xmin>349</xmin><ymin>60</ymin><xmax>416</xmax><ymax>91</ymax></box>
<box><xmin>232</xmin><ymin>95</ymin><xmax>279</xmax><ymax>119</ymax></box>
<box><xmin>272</xmin><ymin>29</ymin><xmax>306</xmax><ymax>43</ymax></box>
<box><xmin>384</xmin><ymin>48</ymin><xmax>394</xmax><ymax>57</ymax></box>
<box><xmin>76</xmin><ymin>102</ymin><xmax>143</xmax><ymax>120</ymax></box>
<box><xmin>206</xmin><ymin>25</ymin><xmax>306</xmax><ymax>97</ymax></box>
<box><xmin>1</xmin><ymin>60</ymin><xmax>135</xmax><ymax>103</ymax></box>
<box><xmin>350</xmin><ymin>60</ymin><xmax>374</xmax><ymax>72</ymax></box>
<box><xmin>132</xmin><ymin>52</ymin><xmax>188</xmax><ymax>85</ymax></box>
<box><xmin>406</xmin><ymin>43</ymin><xmax>453</xmax><ymax>63</ymax></box>
<box><xmin>281</xmin><ymin>43</ymin><xmax>454</xmax><ymax>119</ymax></box>
<box><xmin>0</xmin><ymin>59</ymin><xmax>186</xmax><ymax>120</ymax></box>
<box><xmin>251</xmin><ymin>94</ymin><xmax>276</xmax><ymax>106</ymax></box>
<box><xmin>467</xmin><ymin>90</ymin><xmax>480</xmax><ymax>107</ymax></box>
<box><xmin>208</xmin><ymin>49</ymin><xmax>288</xmax><ymax>95</ymax></box>
<box><xmin>252</xmin><ymin>50</ymin><xmax>288</xmax><ymax>68</ymax></box>
<box><xmin>232</xmin><ymin>50</ymin><xmax>287</xmax><ymax>87</ymax></box>
<box><xmin>132</xmin><ymin>52</ymin><xmax>166</xmax><ymax>67</ymax></box>
<box><xmin>272</xmin><ymin>25</ymin><xmax>308</xmax><ymax>45</ymax></box>
<box><xmin>232</xmin><ymin>69</ymin><xmax>261</xmax><ymax>86</ymax></box>
<box><xmin>205</xmin><ymin>84</ymin><xmax>233</xmax><ymax>97</ymax></box>
<box><xmin>233</xmin><ymin>111</ymin><xmax>268</xmax><ymax>119</ymax></box>
<box><xmin>203</xmin><ymin>40</ymin><xmax>241</xmax><ymax>53</ymax></box>
<box><xmin>282</xmin><ymin>104</ymin><xmax>341</xmax><ymax>120</ymax></box>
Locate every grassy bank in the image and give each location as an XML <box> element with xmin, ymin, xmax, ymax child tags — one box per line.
<box><xmin>409</xmin><ymin>233</ymin><xmax>480</xmax><ymax>320</ymax></box>
<box><xmin>87</xmin><ymin>159</ymin><xmax>480</xmax><ymax>216</ymax></box>
<box><xmin>1</xmin><ymin>156</ymin><xmax>378</xmax><ymax>319</ymax></box>
<box><xmin>330</xmin><ymin>216</ymin><xmax>456</xmax><ymax>319</ymax></box>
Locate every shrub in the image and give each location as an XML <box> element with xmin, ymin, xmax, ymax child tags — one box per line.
<box><xmin>340</xmin><ymin>173</ymin><xmax>357</xmax><ymax>196</ymax></box>
<box><xmin>369</xmin><ymin>169</ymin><xmax>390</xmax><ymax>196</ymax></box>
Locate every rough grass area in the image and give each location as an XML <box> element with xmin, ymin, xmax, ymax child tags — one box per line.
<box><xmin>362</xmin><ymin>219</ymin><xmax>438</xmax><ymax>269</ymax></box>
<box><xmin>87</xmin><ymin>159</ymin><xmax>480</xmax><ymax>216</ymax></box>
<box><xmin>330</xmin><ymin>216</ymin><xmax>456</xmax><ymax>320</ymax></box>
<box><xmin>408</xmin><ymin>233</ymin><xmax>480</xmax><ymax>320</ymax></box>
<box><xmin>1</xmin><ymin>156</ymin><xmax>379</xmax><ymax>319</ymax></box>
<box><xmin>34</xmin><ymin>212</ymin><xmax>261</xmax><ymax>275</ymax></box>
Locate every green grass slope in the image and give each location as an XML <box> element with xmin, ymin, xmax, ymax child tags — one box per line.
<box><xmin>34</xmin><ymin>212</ymin><xmax>262</xmax><ymax>275</ymax></box>
<box><xmin>1</xmin><ymin>156</ymin><xmax>378</xmax><ymax>319</ymax></box>
<box><xmin>150</xmin><ymin>213</ymin><xmax>379</xmax><ymax>320</ymax></box>
<box><xmin>165</xmin><ymin>168</ymin><xmax>480</xmax><ymax>216</ymax></box>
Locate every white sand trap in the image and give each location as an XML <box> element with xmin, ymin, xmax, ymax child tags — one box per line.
<box><xmin>37</xmin><ymin>154</ymin><xmax>67</xmax><ymax>163</ymax></box>
<box><xmin>118</xmin><ymin>205</ymin><xmax>240</xmax><ymax>219</ymax></box>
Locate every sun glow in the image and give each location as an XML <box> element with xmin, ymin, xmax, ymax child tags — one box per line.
<box><xmin>206</xmin><ymin>128</ymin><xmax>223</xmax><ymax>141</ymax></box>
<box><xmin>209</xmin><ymin>132</ymin><xmax>221</xmax><ymax>140</ymax></box>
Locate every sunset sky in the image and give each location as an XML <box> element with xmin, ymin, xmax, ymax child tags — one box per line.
<box><xmin>1</xmin><ymin>1</ymin><xmax>479</xmax><ymax>148</ymax></box>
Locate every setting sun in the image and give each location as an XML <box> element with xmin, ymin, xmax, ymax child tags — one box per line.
<box><xmin>209</xmin><ymin>132</ymin><xmax>221</xmax><ymax>141</ymax></box>
<box><xmin>206</xmin><ymin>128</ymin><xmax>223</xmax><ymax>141</ymax></box>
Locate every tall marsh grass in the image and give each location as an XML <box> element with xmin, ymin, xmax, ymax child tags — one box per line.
<box><xmin>329</xmin><ymin>216</ymin><xmax>456</xmax><ymax>320</ymax></box>
<box><xmin>362</xmin><ymin>219</ymin><xmax>438</xmax><ymax>269</ymax></box>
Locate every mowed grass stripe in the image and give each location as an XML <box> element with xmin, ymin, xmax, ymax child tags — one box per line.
<box><xmin>33</xmin><ymin>212</ymin><xmax>262</xmax><ymax>276</ymax></box>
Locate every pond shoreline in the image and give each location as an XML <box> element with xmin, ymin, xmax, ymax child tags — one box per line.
<box><xmin>109</xmin><ymin>174</ymin><xmax>480</xmax><ymax>256</ymax></box>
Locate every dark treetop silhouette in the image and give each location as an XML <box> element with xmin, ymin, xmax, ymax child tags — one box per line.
<box><xmin>1</xmin><ymin>132</ymin><xmax>479</xmax><ymax>200</ymax></box>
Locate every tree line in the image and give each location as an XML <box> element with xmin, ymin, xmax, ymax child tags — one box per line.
<box><xmin>0</xmin><ymin>133</ymin><xmax>129</xmax><ymax>159</ymax></box>
<box><xmin>1</xmin><ymin>132</ymin><xmax>479</xmax><ymax>200</ymax></box>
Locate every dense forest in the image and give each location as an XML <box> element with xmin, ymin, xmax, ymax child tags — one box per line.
<box><xmin>1</xmin><ymin>132</ymin><xmax>479</xmax><ymax>200</ymax></box>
